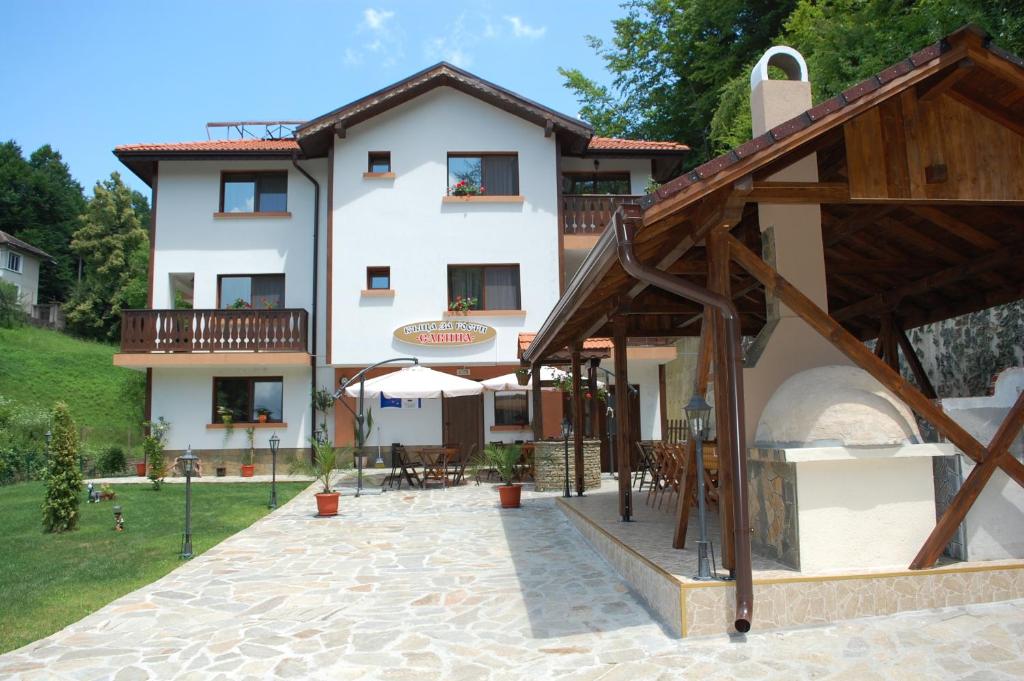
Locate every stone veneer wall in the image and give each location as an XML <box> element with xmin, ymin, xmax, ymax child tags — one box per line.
<box><xmin>748</xmin><ymin>457</ymin><xmax>800</xmax><ymax>569</ymax></box>
<box><xmin>533</xmin><ymin>440</ymin><xmax>601</xmax><ymax>493</ymax></box>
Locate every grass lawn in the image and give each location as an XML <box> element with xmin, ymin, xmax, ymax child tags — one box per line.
<box><xmin>0</xmin><ymin>481</ymin><xmax>308</xmax><ymax>654</ymax></box>
<box><xmin>0</xmin><ymin>325</ymin><xmax>142</xmax><ymax>449</ymax></box>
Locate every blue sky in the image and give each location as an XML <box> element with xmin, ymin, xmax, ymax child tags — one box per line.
<box><xmin>0</xmin><ymin>1</ymin><xmax>624</xmax><ymax>194</ymax></box>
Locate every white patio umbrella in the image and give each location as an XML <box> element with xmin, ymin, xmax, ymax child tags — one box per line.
<box><xmin>480</xmin><ymin>365</ymin><xmax>604</xmax><ymax>392</ymax></box>
<box><xmin>344</xmin><ymin>364</ymin><xmax>483</xmax><ymax>399</ymax></box>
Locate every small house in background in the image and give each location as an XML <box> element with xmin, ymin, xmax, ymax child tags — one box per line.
<box><xmin>0</xmin><ymin>230</ymin><xmax>53</xmax><ymax>314</ymax></box>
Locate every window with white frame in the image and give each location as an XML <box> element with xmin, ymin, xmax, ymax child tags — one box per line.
<box><xmin>5</xmin><ymin>251</ymin><xmax>22</xmax><ymax>273</ymax></box>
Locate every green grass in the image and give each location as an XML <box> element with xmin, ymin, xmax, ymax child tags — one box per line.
<box><xmin>0</xmin><ymin>481</ymin><xmax>308</xmax><ymax>654</ymax></box>
<box><xmin>0</xmin><ymin>325</ymin><xmax>142</xmax><ymax>449</ymax></box>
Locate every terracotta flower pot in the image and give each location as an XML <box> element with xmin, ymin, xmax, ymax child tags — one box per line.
<box><xmin>240</xmin><ymin>464</ymin><xmax>255</xmax><ymax>477</ymax></box>
<box><xmin>497</xmin><ymin>484</ymin><xmax>522</xmax><ymax>509</ymax></box>
<box><xmin>258</xmin><ymin>414</ymin><xmax>268</xmax><ymax>423</ymax></box>
<box><xmin>315</xmin><ymin>492</ymin><xmax>340</xmax><ymax>516</ymax></box>
<box><xmin>135</xmin><ymin>462</ymin><xmax>147</xmax><ymax>477</ymax></box>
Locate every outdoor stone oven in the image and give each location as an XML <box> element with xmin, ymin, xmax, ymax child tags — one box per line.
<box><xmin>748</xmin><ymin>365</ymin><xmax>953</xmax><ymax>572</ymax></box>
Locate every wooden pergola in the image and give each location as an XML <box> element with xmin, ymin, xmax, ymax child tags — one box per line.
<box><xmin>523</xmin><ymin>24</ymin><xmax>1024</xmax><ymax>603</ymax></box>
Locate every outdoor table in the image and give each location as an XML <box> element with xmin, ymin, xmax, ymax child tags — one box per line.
<box><xmin>418</xmin><ymin>447</ymin><xmax>454</xmax><ymax>488</ymax></box>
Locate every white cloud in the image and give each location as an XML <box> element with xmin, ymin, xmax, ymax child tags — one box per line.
<box><xmin>504</xmin><ymin>15</ymin><xmax>546</xmax><ymax>39</ymax></box>
<box><xmin>343</xmin><ymin>47</ymin><xmax>362</xmax><ymax>65</ymax></box>
<box><xmin>363</xmin><ymin>8</ymin><xmax>394</xmax><ymax>31</ymax></box>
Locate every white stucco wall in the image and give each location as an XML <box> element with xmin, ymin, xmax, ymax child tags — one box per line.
<box><xmin>560</xmin><ymin>156</ymin><xmax>652</xmax><ymax>195</ymax></box>
<box><xmin>0</xmin><ymin>248</ymin><xmax>42</xmax><ymax>310</ymax></box>
<box><xmin>153</xmin><ymin>159</ymin><xmax>325</xmax><ymax>317</ymax></box>
<box><xmin>329</xmin><ymin>87</ymin><xmax>560</xmax><ymax>368</ymax></box>
<box><xmin>599</xmin><ymin>357</ymin><xmax>663</xmax><ymax>441</ymax></box>
<box><xmin>796</xmin><ymin>456</ymin><xmax>938</xmax><ymax>573</ymax></box>
<box><xmin>150</xmin><ymin>365</ymin><xmax>313</xmax><ymax>451</ymax></box>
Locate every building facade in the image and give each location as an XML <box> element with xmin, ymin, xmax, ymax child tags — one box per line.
<box><xmin>114</xmin><ymin>63</ymin><xmax>686</xmax><ymax>468</ymax></box>
<box><xmin>0</xmin><ymin>230</ymin><xmax>51</xmax><ymax>313</ymax></box>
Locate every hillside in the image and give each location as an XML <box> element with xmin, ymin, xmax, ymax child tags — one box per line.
<box><xmin>0</xmin><ymin>325</ymin><xmax>143</xmax><ymax>451</ymax></box>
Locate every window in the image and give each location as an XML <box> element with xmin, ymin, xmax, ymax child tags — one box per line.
<box><xmin>368</xmin><ymin>152</ymin><xmax>391</xmax><ymax>173</ymax></box>
<box><xmin>213</xmin><ymin>377</ymin><xmax>283</xmax><ymax>424</ymax></box>
<box><xmin>218</xmin><ymin>274</ymin><xmax>285</xmax><ymax>309</ymax></box>
<box><xmin>5</xmin><ymin>251</ymin><xmax>22</xmax><ymax>273</ymax></box>
<box><xmin>563</xmin><ymin>172</ymin><xmax>631</xmax><ymax>194</ymax></box>
<box><xmin>220</xmin><ymin>172</ymin><xmax>288</xmax><ymax>213</ymax></box>
<box><xmin>367</xmin><ymin>267</ymin><xmax>390</xmax><ymax>290</ymax></box>
<box><xmin>447</xmin><ymin>154</ymin><xmax>519</xmax><ymax>195</ymax></box>
<box><xmin>448</xmin><ymin>265</ymin><xmax>520</xmax><ymax>311</ymax></box>
<box><xmin>494</xmin><ymin>392</ymin><xmax>529</xmax><ymax>426</ymax></box>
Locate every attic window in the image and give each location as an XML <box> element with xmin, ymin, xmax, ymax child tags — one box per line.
<box><xmin>368</xmin><ymin>152</ymin><xmax>391</xmax><ymax>174</ymax></box>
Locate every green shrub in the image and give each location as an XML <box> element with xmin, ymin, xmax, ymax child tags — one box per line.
<box><xmin>144</xmin><ymin>436</ymin><xmax>166</xmax><ymax>490</ymax></box>
<box><xmin>0</xmin><ymin>396</ymin><xmax>50</xmax><ymax>485</ymax></box>
<box><xmin>97</xmin><ymin>445</ymin><xmax>127</xmax><ymax>475</ymax></box>
<box><xmin>42</xmin><ymin>402</ymin><xmax>83</xmax><ymax>532</ymax></box>
<box><xmin>0</xmin><ymin>281</ymin><xmax>24</xmax><ymax>328</ymax></box>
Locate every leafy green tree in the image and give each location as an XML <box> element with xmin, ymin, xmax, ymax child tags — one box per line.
<box><xmin>0</xmin><ymin>142</ymin><xmax>85</xmax><ymax>303</ymax></box>
<box><xmin>559</xmin><ymin>0</ymin><xmax>796</xmax><ymax>163</ymax></box>
<box><xmin>64</xmin><ymin>173</ymin><xmax>150</xmax><ymax>341</ymax></box>
<box><xmin>0</xmin><ymin>281</ymin><xmax>23</xmax><ymax>328</ymax></box>
<box><xmin>42</xmin><ymin>402</ymin><xmax>83</xmax><ymax>533</ymax></box>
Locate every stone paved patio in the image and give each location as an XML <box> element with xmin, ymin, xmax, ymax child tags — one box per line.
<box><xmin>2</xmin><ymin>481</ymin><xmax>1022</xmax><ymax>680</ymax></box>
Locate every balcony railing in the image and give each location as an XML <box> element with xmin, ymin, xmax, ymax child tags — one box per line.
<box><xmin>562</xmin><ymin>194</ymin><xmax>643</xmax><ymax>235</ymax></box>
<box><xmin>121</xmin><ymin>309</ymin><xmax>308</xmax><ymax>353</ymax></box>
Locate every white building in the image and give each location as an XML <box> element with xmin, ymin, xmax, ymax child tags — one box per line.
<box><xmin>0</xmin><ymin>230</ymin><xmax>51</xmax><ymax>313</ymax></box>
<box><xmin>113</xmin><ymin>63</ymin><xmax>686</xmax><ymax>469</ymax></box>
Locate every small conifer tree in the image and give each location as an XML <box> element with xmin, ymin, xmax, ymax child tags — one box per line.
<box><xmin>42</xmin><ymin>402</ymin><xmax>83</xmax><ymax>532</ymax></box>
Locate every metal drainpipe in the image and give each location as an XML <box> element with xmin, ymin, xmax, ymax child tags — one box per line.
<box><xmin>614</xmin><ymin>214</ymin><xmax>753</xmax><ymax>634</ymax></box>
<box><xmin>292</xmin><ymin>155</ymin><xmax>320</xmax><ymax>446</ymax></box>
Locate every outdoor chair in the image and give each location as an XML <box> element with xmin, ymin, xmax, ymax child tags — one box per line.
<box><xmin>419</xmin><ymin>447</ymin><xmax>450</xmax><ymax>489</ymax></box>
<box><xmin>448</xmin><ymin>443</ymin><xmax>475</xmax><ymax>486</ymax></box>
<box><xmin>388</xmin><ymin>444</ymin><xmax>422</xmax><ymax>489</ymax></box>
<box><xmin>633</xmin><ymin>441</ymin><xmax>655</xmax><ymax>492</ymax></box>
<box><xmin>383</xmin><ymin>442</ymin><xmax>403</xmax><ymax>488</ymax></box>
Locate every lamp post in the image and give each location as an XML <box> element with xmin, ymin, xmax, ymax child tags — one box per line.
<box><xmin>560</xmin><ymin>417</ymin><xmax>572</xmax><ymax>498</ymax></box>
<box><xmin>685</xmin><ymin>395</ymin><xmax>714</xmax><ymax>580</ymax></box>
<box><xmin>268</xmin><ymin>433</ymin><xmax>280</xmax><ymax>509</ymax></box>
<box><xmin>179</xmin><ymin>445</ymin><xmax>198</xmax><ymax>559</ymax></box>
<box><xmin>44</xmin><ymin>429</ymin><xmax>52</xmax><ymax>457</ymax></box>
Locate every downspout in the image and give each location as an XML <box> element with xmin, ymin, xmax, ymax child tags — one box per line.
<box><xmin>614</xmin><ymin>213</ymin><xmax>753</xmax><ymax>634</ymax></box>
<box><xmin>292</xmin><ymin>155</ymin><xmax>320</xmax><ymax>445</ymax></box>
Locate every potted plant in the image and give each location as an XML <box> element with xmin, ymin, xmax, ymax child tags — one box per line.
<box><xmin>448</xmin><ymin>296</ymin><xmax>477</xmax><ymax>314</ymax></box>
<box><xmin>241</xmin><ymin>426</ymin><xmax>256</xmax><ymax>477</ymax></box>
<box><xmin>515</xmin><ymin>367</ymin><xmax>531</xmax><ymax>386</ymax></box>
<box><xmin>448</xmin><ymin>179</ymin><xmax>485</xmax><ymax>196</ymax></box>
<box><xmin>256</xmin><ymin>407</ymin><xmax>271</xmax><ymax>424</ymax></box>
<box><xmin>290</xmin><ymin>439</ymin><xmax>349</xmax><ymax>516</ymax></box>
<box><xmin>99</xmin><ymin>483</ymin><xmax>116</xmax><ymax>501</ymax></box>
<box><xmin>484</xmin><ymin>443</ymin><xmax>523</xmax><ymax>508</ymax></box>
<box><xmin>135</xmin><ymin>460</ymin><xmax>147</xmax><ymax>477</ymax></box>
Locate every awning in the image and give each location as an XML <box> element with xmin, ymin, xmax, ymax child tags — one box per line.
<box><xmin>480</xmin><ymin>365</ymin><xmax>605</xmax><ymax>392</ymax></box>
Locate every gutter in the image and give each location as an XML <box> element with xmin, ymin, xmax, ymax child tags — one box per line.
<box><xmin>291</xmin><ymin>155</ymin><xmax>321</xmax><ymax>446</ymax></box>
<box><xmin>613</xmin><ymin>209</ymin><xmax>753</xmax><ymax>634</ymax></box>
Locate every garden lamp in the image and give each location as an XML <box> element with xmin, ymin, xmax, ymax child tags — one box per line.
<box><xmin>685</xmin><ymin>394</ymin><xmax>714</xmax><ymax>581</ymax></box>
<box><xmin>180</xmin><ymin>445</ymin><xmax>198</xmax><ymax>559</ymax></box>
<box><xmin>113</xmin><ymin>505</ymin><xmax>124</xmax><ymax>532</ymax></box>
<box><xmin>268</xmin><ymin>433</ymin><xmax>280</xmax><ymax>509</ymax></box>
<box><xmin>45</xmin><ymin>430</ymin><xmax>52</xmax><ymax>457</ymax></box>
<box><xmin>561</xmin><ymin>417</ymin><xmax>572</xmax><ymax>498</ymax></box>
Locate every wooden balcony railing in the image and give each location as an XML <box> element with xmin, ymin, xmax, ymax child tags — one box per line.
<box><xmin>562</xmin><ymin>194</ymin><xmax>643</xmax><ymax>235</ymax></box>
<box><xmin>120</xmin><ymin>309</ymin><xmax>308</xmax><ymax>353</ymax></box>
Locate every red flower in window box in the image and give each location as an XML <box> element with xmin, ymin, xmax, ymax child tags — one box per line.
<box><xmin>448</xmin><ymin>180</ymin><xmax>485</xmax><ymax>196</ymax></box>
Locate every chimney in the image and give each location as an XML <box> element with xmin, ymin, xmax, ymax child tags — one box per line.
<box><xmin>738</xmin><ymin>46</ymin><xmax>851</xmax><ymax>447</ymax></box>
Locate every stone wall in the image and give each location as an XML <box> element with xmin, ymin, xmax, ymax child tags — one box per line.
<box><xmin>161</xmin><ymin>448</ymin><xmax>308</xmax><ymax>477</ymax></box>
<box><xmin>748</xmin><ymin>456</ymin><xmax>799</xmax><ymax>569</ymax></box>
<box><xmin>533</xmin><ymin>440</ymin><xmax>602</xmax><ymax>492</ymax></box>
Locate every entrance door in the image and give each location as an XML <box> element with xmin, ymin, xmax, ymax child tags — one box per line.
<box><xmin>442</xmin><ymin>394</ymin><xmax>483</xmax><ymax>459</ymax></box>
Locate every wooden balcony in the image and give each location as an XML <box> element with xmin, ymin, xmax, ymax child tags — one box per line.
<box><xmin>120</xmin><ymin>308</ymin><xmax>308</xmax><ymax>354</ymax></box>
<box><xmin>562</xmin><ymin>194</ymin><xmax>643</xmax><ymax>235</ymax></box>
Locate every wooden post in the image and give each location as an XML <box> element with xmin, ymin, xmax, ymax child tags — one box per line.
<box><xmin>894</xmin><ymin>324</ymin><xmax>937</xmax><ymax>399</ymax></box>
<box><xmin>880</xmin><ymin>314</ymin><xmax>900</xmax><ymax>373</ymax></box>
<box><xmin>708</xmin><ymin>229</ymin><xmax>735</xmax><ymax>571</ymax></box>
<box><xmin>588</xmin><ymin>359</ymin><xmax>599</xmax><ymax>439</ymax></box>
<box><xmin>613</xmin><ymin>315</ymin><xmax>633</xmax><ymax>520</ymax></box>
<box><xmin>572</xmin><ymin>347</ymin><xmax>585</xmax><ymax>495</ymax></box>
<box><xmin>673</xmin><ymin>309</ymin><xmax>713</xmax><ymax>549</ymax></box>
<box><xmin>911</xmin><ymin>390</ymin><xmax>1024</xmax><ymax>568</ymax></box>
<box><xmin>531</xmin><ymin>362</ymin><xmax>544</xmax><ymax>441</ymax></box>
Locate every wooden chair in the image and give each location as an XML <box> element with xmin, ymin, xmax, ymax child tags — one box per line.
<box><xmin>633</xmin><ymin>441</ymin><xmax>655</xmax><ymax>492</ymax></box>
<box><xmin>419</xmin><ymin>447</ymin><xmax>449</xmax><ymax>488</ymax></box>
<box><xmin>448</xmin><ymin>443</ymin><xmax>475</xmax><ymax>486</ymax></box>
<box><xmin>387</xmin><ymin>444</ymin><xmax>421</xmax><ymax>489</ymax></box>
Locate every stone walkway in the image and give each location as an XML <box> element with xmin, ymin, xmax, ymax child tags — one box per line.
<box><xmin>2</xmin><ymin>482</ymin><xmax>1022</xmax><ymax>680</ymax></box>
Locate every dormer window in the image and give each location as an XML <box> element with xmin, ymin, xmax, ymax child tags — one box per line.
<box><xmin>220</xmin><ymin>172</ymin><xmax>288</xmax><ymax>213</ymax></box>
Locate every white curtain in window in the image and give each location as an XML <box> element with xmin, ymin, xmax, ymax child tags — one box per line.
<box><xmin>484</xmin><ymin>267</ymin><xmax>519</xmax><ymax>309</ymax></box>
<box><xmin>482</xmin><ymin>156</ymin><xmax>518</xmax><ymax>195</ymax></box>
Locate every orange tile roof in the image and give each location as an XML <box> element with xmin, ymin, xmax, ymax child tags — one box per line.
<box><xmin>115</xmin><ymin>140</ymin><xmax>300</xmax><ymax>153</ymax></box>
<box><xmin>518</xmin><ymin>332</ymin><xmax>612</xmax><ymax>355</ymax></box>
<box><xmin>587</xmin><ymin>136</ymin><xmax>689</xmax><ymax>152</ymax></box>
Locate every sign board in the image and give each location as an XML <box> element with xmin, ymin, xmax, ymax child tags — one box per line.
<box><xmin>393</xmin><ymin>320</ymin><xmax>496</xmax><ymax>347</ymax></box>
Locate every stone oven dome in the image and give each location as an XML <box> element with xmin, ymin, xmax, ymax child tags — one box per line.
<box><xmin>755</xmin><ymin>365</ymin><xmax>922</xmax><ymax>448</ymax></box>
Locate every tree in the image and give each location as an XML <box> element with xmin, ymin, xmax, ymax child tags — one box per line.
<box><xmin>42</xmin><ymin>402</ymin><xmax>83</xmax><ymax>533</ymax></box>
<box><xmin>64</xmin><ymin>173</ymin><xmax>150</xmax><ymax>341</ymax></box>
<box><xmin>0</xmin><ymin>141</ymin><xmax>85</xmax><ymax>303</ymax></box>
<box><xmin>559</xmin><ymin>0</ymin><xmax>796</xmax><ymax>163</ymax></box>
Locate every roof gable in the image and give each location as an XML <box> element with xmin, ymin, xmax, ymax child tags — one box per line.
<box><xmin>0</xmin><ymin>230</ymin><xmax>52</xmax><ymax>261</ymax></box>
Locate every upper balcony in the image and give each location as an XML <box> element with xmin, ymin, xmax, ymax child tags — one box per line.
<box><xmin>114</xmin><ymin>308</ymin><xmax>310</xmax><ymax>369</ymax></box>
<box><xmin>562</xmin><ymin>194</ymin><xmax>643</xmax><ymax>248</ymax></box>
